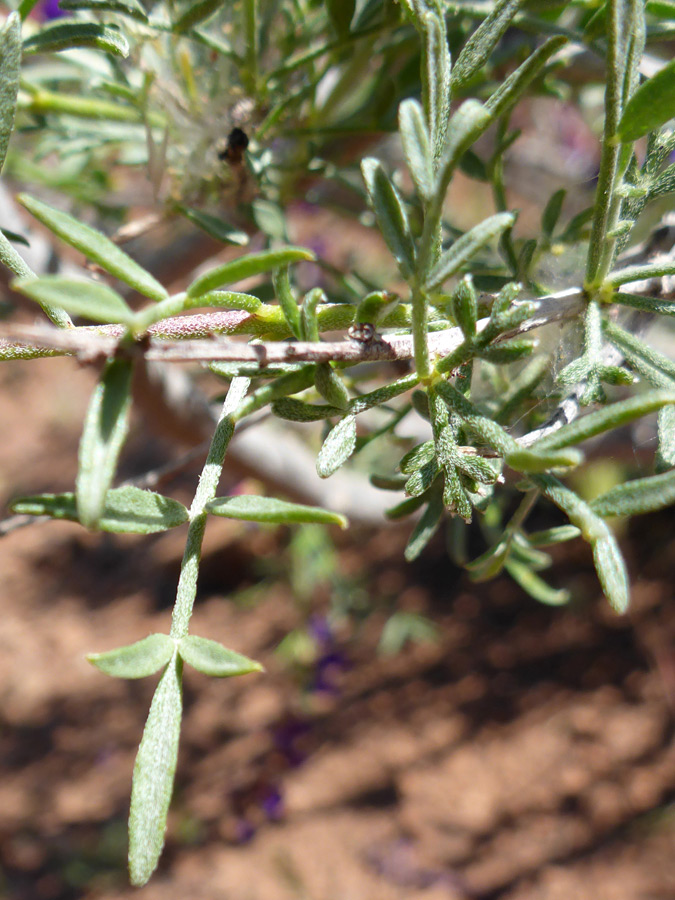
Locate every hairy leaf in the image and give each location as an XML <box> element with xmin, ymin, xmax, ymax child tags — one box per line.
<box><xmin>451</xmin><ymin>0</ymin><xmax>524</xmax><ymax>90</ymax></box>
<box><xmin>591</xmin><ymin>468</ymin><xmax>675</xmax><ymax>517</ymax></box>
<box><xmin>399</xmin><ymin>98</ymin><xmax>434</xmax><ymax>200</ymax></box>
<box><xmin>88</xmin><ymin>634</ymin><xmax>175</xmax><ymax>679</ymax></box>
<box><xmin>618</xmin><ymin>58</ymin><xmax>675</xmax><ymax>141</ymax></box>
<box><xmin>176</xmin><ymin>206</ymin><xmax>249</xmax><ymax>246</ymax></box>
<box><xmin>179</xmin><ymin>635</ymin><xmax>262</xmax><ymax>677</ymax></box>
<box><xmin>486</xmin><ymin>35</ymin><xmax>568</xmax><ymax>120</ymax></box>
<box><xmin>361</xmin><ymin>158</ymin><xmax>416</xmax><ymax>278</ymax></box>
<box><xmin>23</xmin><ymin>22</ymin><xmax>130</xmax><ymax>57</ymax></box>
<box><xmin>187</xmin><ymin>248</ymin><xmax>314</xmax><ymax>298</ymax></box>
<box><xmin>426</xmin><ymin>213</ymin><xmax>516</xmax><ymax>290</ymax></box>
<box><xmin>207</xmin><ymin>495</ymin><xmax>348</xmax><ymax>528</ymax></box>
<box><xmin>60</xmin><ymin>0</ymin><xmax>148</xmax><ymax>20</ymax></box>
<box><xmin>316</xmin><ymin>414</ymin><xmax>357</xmax><ymax>478</ymax></box>
<box><xmin>13</xmin><ymin>276</ymin><xmax>134</xmax><ymax>325</ymax></box>
<box><xmin>0</xmin><ymin>13</ymin><xmax>20</xmax><ymax>178</ymax></box>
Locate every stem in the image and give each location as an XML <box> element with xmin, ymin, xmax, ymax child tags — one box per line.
<box><xmin>169</xmin><ymin>377</ymin><xmax>250</xmax><ymax>639</ymax></box>
<box><xmin>585</xmin><ymin>0</ymin><xmax>629</xmax><ymax>289</ymax></box>
<box><xmin>411</xmin><ymin>283</ymin><xmax>431</xmax><ymax>379</ymax></box>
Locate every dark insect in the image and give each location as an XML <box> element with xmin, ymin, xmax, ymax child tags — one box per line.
<box><xmin>348</xmin><ymin>322</ymin><xmax>377</xmax><ymax>344</ymax></box>
<box><xmin>219</xmin><ymin>127</ymin><xmax>250</xmax><ymax>165</ymax></box>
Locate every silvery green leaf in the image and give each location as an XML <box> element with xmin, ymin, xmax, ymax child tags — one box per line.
<box><xmin>273</xmin><ymin>266</ymin><xmax>302</xmax><ymax>339</ymax></box>
<box><xmin>176</xmin><ymin>206</ymin><xmax>249</xmax><ymax>246</ymax></box>
<box><xmin>88</xmin><ymin>634</ymin><xmax>175</xmax><ymax>679</ymax></box>
<box><xmin>187</xmin><ymin>247</ymin><xmax>314</xmax><ymax>298</ymax></box>
<box><xmin>10</xmin><ymin>486</ymin><xmax>188</xmax><ymax>533</ymax></box>
<box><xmin>466</xmin><ymin>537</ymin><xmax>510</xmax><ymax>580</ymax></box>
<box><xmin>406</xmin><ymin>459</ymin><xmax>440</xmax><ymax>497</ymax></box>
<box><xmin>608</xmin><ymin>260</ymin><xmax>675</xmax><ymax>286</ymax></box>
<box><xmin>128</xmin><ymin>654</ymin><xmax>182</xmax><ymax>886</ymax></box>
<box><xmin>0</xmin><ymin>13</ymin><xmax>20</xmax><ymax>178</ymax></box>
<box><xmin>12</xmin><ymin>276</ymin><xmax>134</xmax><ymax>325</ymax></box>
<box><xmin>77</xmin><ymin>357</ymin><xmax>133</xmax><ymax>530</ymax></box>
<box><xmin>399</xmin><ymin>440</ymin><xmax>435</xmax><ymax>475</ymax></box>
<box><xmin>451</xmin><ymin>276</ymin><xmax>477</xmax><ymax>337</ymax></box>
<box><xmin>534</xmin><ymin>389</ymin><xmax>675</xmax><ymax>451</ymax></box>
<box><xmin>532</xmin><ymin>474</ymin><xmax>629</xmax><ymax>613</ymax></box>
<box><xmin>173</xmin><ymin>0</ymin><xmax>228</xmax><ymax>32</ymax></box>
<box><xmin>426</xmin><ymin>213</ymin><xmax>516</xmax><ymax>290</ymax></box>
<box><xmin>477</xmin><ymin>338</ymin><xmax>534</xmax><ymax>364</ymax></box>
<box><xmin>657</xmin><ymin>406</ymin><xmax>675</xmax><ymax>469</ymax></box>
<box><xmin>314</xmin><ymin>362</ymin><xmax>350</xmax><ymax>409</ymax></box>
<box><xmin>451</xmin><ymin>0</ymin><xmax>524</xmax><ymax>91</ymax></box>
<box><xmin>399</xmin><ymin>99</ymin><xmax>434</xmax><ymax>200</ymax></box>
<box><xmin>610</xmin><ymin>292</ymin><xmax>675</xmax><ymax>317</ymax></box>
<box><xmin>178</xmin><ymin>635</ymin><xmax>263</xmax><ymax>677</ymax></box>
<box><xmin>23</xmin><ymin>22</ymin><xmax>130</xmax><ymax>57</ymax></box>
<box><xmin>272</xmin><ymin>398</ymin><xmax>342</xmax><ymax>422</ymax></box>
<box><xmin>618</xmin><ymin>58</ymin><xmax>675</xmax><ymax>141</ymax></box>
<box><xmin>60</xmin><ymin>0</ymin><xmax>148</xmax><ymax>20</ymax></box>
<box><xmin>361</xmin><ymin>158</ymin><xmax>416</xmax><ymax>279</ymax></box>
<box><xmin>591</xmin><ymin>468</ymin><xmax>675</xmax><ymax>517</ymax></box>
<box><xmin>316</xmin><ymin>414</ymin><xmax>357</xmax><ymax>478</ymax></box>
<box><xmin>421</xmin><ymin>9</ymin><xmax>451</xmax><ymax>160</ymax></box>
<box><xmin>505</xmin><ymin>560</ymin><xmax>570</xmax><ymax>606</ymax></box>
<box><xmin>443</xmin><ymin>467</ymin><xmax>472</xmax><ymax>519</ymax></box>
<box><xmin>18</xmin><ymin>195</ymin><xmax>167</xmax><ymax>301</ymax></box>
<box><xmin>526</xmin><ymin>525</ymin><xmax>581</xmax><ymax>547</ymax></box>
<box><xmin>486</xmin><ymin>36</ymin><xmax>568</xmax><ymax>120</ymax></box>
<box><xmin>207</xmin><ymin>495</ymin><xmax>347</xmax><ymax>528</ymax></box>
<box><xmin>435</xmin><ymin>100</ymin><xmax>492</xmax><ymax>195</ymax></box>
<box><xmin>404</xmin><ymin>492</ymin><xmax>444</xmax><ymax>561</ymax></box>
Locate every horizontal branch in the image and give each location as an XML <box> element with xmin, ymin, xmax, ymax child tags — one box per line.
<box><xmin>0</xmin><ymin>288</ymin><xmax>585</xmax><ymax>365</ymax></box>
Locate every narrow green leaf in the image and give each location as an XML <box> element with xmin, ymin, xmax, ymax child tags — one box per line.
<box><xmin>451</xmin><ymin>275</ymin><xmax>478</xmax><ymax>337</ymax></box>
<box><xmin>316</xmin><ymin>414</ymin><xmax>357</xmax><ymax>478</ymax></box>
<box><xmin>399</xmin><ymin>99</ymin><xmax>434</xmax><ymax>200</ymax></box>
<box><xmin>534</xmin><ymin>390</ymin><xmax>675</xmax><ymax>451</ymax></box>
<box><xmin>207</xmin><ymin>494</ymin><xmax>347</xmax><ymax>529</ymax></box>
<box><xmin>18</xmin><ymin>195</ymin><xmax>167</xmax><ymax>301</ymax></box>
<box><xmin>128</xmin><ymin>654</ymin><xmax>182</xmax><ymax>886</ymax></box>
<box><xmin>611</xmin><ymin>291</ymin><xmax>675</xmax><ymax>317</ymax></box>
<box><xmin>607</xmin><ymin>259</ymin><xmax>675</xmax><ymax>286</ymax></box>
<box><xmin>0</xmin><ymin>230</ymin><xmax>71</xmax><ymax>327</ymax></box>
<box><xmin>435</xmin><ymin>100</ymin><xmax>492</xmax><ymax>195</ymax></box>
<box><xmin>526</xmin><ymin>525</ymin><xmax>581</xmax><ymax>547</ymax></box>
<box><xmin>466</xmin><ymin>537</ymin><xmax>510</xmax><ymax>580</ymax></box>
<box><xmin>23</xmin><ymin>22</ymin><xmax>130</xmax><ymax>57</ymax></box>
<box><xmin>0</xmin><ymin>13</ymin><xmax>21</xmax><ymax>179</ymax></box>
<box><xmin>541</xmin><ymin>189</ymin><xmax>566</xmax><ymax>241</ymax></box>
<box><xmin>591</xmin><ymin>468</ymin><xmax>675</xmax><ymax>517</ymax></box>
<box><xmin>273</xmin><ymin>266</ymin><xmax>302</xmax><ymax>339</ymax></box>
<box><xmin>176</xmin><ymin>206</ymin><xmax>249</xmax><ymax>246</ymax></box>
<box><xmin>179</xmin><ymin>635</ymin><xmax>263</xmax><ymax>677</ymax></box>
<box><xmin>400</xmin><ymin>440</ymin><xmax>435</xmax><ymax>475</ymax></box>
<box><xmin>451</xmin><ymin>0</ymin><xmax>524</xmax><ymax>90</ymax></box>
<box><xmin>505</xmin><ymin>559</ymin><xmax>570</xmax><ymax>606</ymax></box>
<box><xmin>421</xmin><ymin>8</ymin><xmax>451</xmax><ymax>160</ymax></box>
<box><xmin>486</xmin><ymin>36</ymin><xmax>568</xmax><ymax>121</ymax></box>
<box><xmin>10</xmin><ymin>486</ymin><xmax>188</xmax><ymax>533</ymax></box>
<box><xmin>88</xmin><ymin>634</ymin><xmax>175</xmax><ymax>679</ymax></box>
<box><xmin>532</xmin><ymin>474</ymin><xmax>629</xmax><ymax>613</ymax></box>
<box><xmin>272</xmin><ymin>398</ymin><xmax>342</xmax><ymax>422</ymax></box>
<box><xmin>12</xmin><ymin>276</ymin><xmax>134</xmax><ymax>325</ymax></box>
<box><xmin>618</xmin><ymin>58</ymin><xmax>675</xmax><ymax>141</ymax></box>
<box><xmin>315</xmin><ymin>362</ymin><xmax>350</xmax><ymax>409</ymax></box>
<box><xmin>426</xmin><ymin>213</ymin><xmax>516</xmax><ymax>290</ymax></box>
<box><xmin>187</xmin><ymin>248</ymin><xmax>314</xmax><ymax>299</ymax></box>
<box><xmin>378</xmin><ymin>611</ymin><xmax>439</xmax><ymax>656</ymax></box>
<box><xmin>404</xmin><ymin>492</ymin><xmax>444</xmax><ymax>561</ymax></box>
<box><xmin>173</xmin><ymin>0</ymin><xmax>227</xmax><ymax>32</ymax></box>
<box><xmin>361</xmin><ymin>157</ymin><xmax>416</xmax><ymax>279</ymax></box>
<box><xmin>77</xmin><ymin>357</ymin><xmax>133</xmax><ymax>530</ymax></box>
<box><xmin>60</xmin><ymin>0</ymin><xmax>149</xmax><ymax>20</ymax></box>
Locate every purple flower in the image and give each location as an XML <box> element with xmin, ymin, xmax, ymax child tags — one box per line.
<box><xmin>261</xmin><ymin>786</ymin><xmax>284</xmax><ymax>821</ymax></box>
<box><xmin>41</xmin><ymin>0</ymin><xmax>68</xmax><ymax>18</ymax></box>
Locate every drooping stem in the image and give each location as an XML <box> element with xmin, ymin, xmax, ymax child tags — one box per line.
<box><xmin>169</xmin><ymin>377</ymin><xmax>250</xmax><ymax>639</ymax></box>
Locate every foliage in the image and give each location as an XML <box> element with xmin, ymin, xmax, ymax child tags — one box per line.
<box><xmin>1</xmin><ymin>0</ymin><xmax>675</xmax><ymax>885</ymax></box>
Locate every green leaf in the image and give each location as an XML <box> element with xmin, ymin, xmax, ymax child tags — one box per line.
<box><xmin>316</xmin><ymin>414</ymin><xmax>357</xmax><ymax>478</ymax></box>
<box><xmin>618</xmin><ymin>58</ymin><xmax>675</xmax><ymax>141</ymax></box>
<box><xmin>534</xmin><ymin>389</ymin><xmax>675</xmax><ymax>451</ymax></box>
<box><xmin>607</xmin><ymin>259</ymin><xmax>675</xmax><ymax>286</ymax></box>
<box><xmin>466</xmin><ymin>537</ymin><xmax>511</xmax><ymax>580</ymax></box>
<box><xmin>327</xmin><ymin>0</ymin><xmax>356</xmax><ymax>36</ymax></box>
<box><xmin>77</xmin><ymin>357</ymin><xmax>133</xmax><ymax>530</ymax></box>
<box><xmin>12</xmin><ymin>276</ymin><xmax>134</xmax><ymax>325</ymax></box>
<box><xmin>23</xmin><ymin>22</ymin><xmax>130</xmax><ymax>57</ymax></box>
<box><xmin>611</xmin><ymin>291</ymin><xmax>675</xmax><ymax>317</ymax></box>
<box><xmin>526</xmin><ymin>525</ymin><xmax>581</xmax><ymax>547</ymax></box>
<box><xmin>173</xmin><ymin>0</ymin><xmax>227</xmax><ymax>32</ymax></box>
<box><xmin>272</xmin><ymin>398</ymin><xmax>343</xmax><ymax>422</ymax></box>
<box><xmin>314</xmin><ymin>362</ymin><xmax>350</xmax><ymax>409</ymax></box>
<box><xmin>591</xmin><ymin>468</ymin><xmax>675</xmax><ymax>517</ymax></box>
<box><xmin>426</xmin><ymin>213</ymin><xmax>516</xmax><ymax>290</ymax></box>
<box><xmin>128</xmin><ymin>653</ymin><xmax>182</xmax><ymax>886</ymax></box>
<box><xmin>378</xmin><ymin>611</ymin><xmax>438</xmax><ymax>656</ymax></box>
<box><xmin>421</xmin><ymin>7</ymin><xmax>451</xmax><ymax>159</ymax></box>
<box><xmin>178</xmin><ymin>635</ymin><xmax>263</xmax><ymax>677</ymax></box>
<box><xmin>18</xmin><ymin>195</ymin><xmax>167</xmax><ymax>302</ymax></box>
<box><xmin>532</xmin><ymin>474</ymin><xmax>629</xmax><ymax>613</ymax></box>
<box><xmin>187</xmin><ymin>247</ymin><xmax>314</xmax><ymax>298</ymax></box>
<box><xmin>10</xmin><ymin>486</ymin><xmax>189</xmax><ymax>533</ymax></box>
<box><xmin>60</xmin><ymin>0</ymin><xmax>149</xmax><ymax>20</ymax></box>
<box><xmin>88</xmin><ymin>634</ymin><xmax>175</xmax><ymax>679</ymax></box>
<box><xmin>273</xmin><ymin>266</ymin><xmax>302</xmax><ymax>339</ymax></box>
<box><xmin>505</xmin><ymin>559</ymin><xmax>570</xmax><ymax>606</ymax></box>
<box><xmin>435</xmin><ymin>100</ymin><xmax>492</xmax><ymax>195</ymax></box>
<box><xmin>541</xmin><ymin>189</ymin><xmax>566</xmax><ymax>241</ymax></box>
<box><xmin>361</xmin><ymin>157</ymin><xmax>416</xmax><ymax>279</ymax></box>
<box><xmin>0</xmin><ymin>13</ymin><xmax>20</xmax><ymax>179</ymax></box>
<box><xmin>176</xmin><ymin>206</ymin><xmax>249</xmax><ymax>246</ymax></box>
<box><xmin>399</xmin><ymin>99</ymin><xmax>434</xmax><ymax>200</ymax></box>
<box><xmin>400</xmin><ymin>440</ymin><xmax>435</xmax><ymax>475</ymax></box>
<box><xmin>451</xmin><ymin>0</ymin><xmax>524</xmax><ymax>91</ymax></box>
<box><xmin>206</xmin><ymin>494</ymin><xmax>347</xmax><ymax>529</ymax></box>
<box><xmin>451</xmin><ymin>275</ymin><xmax>478</xmax><ymax>337</ymax></box>
<box><xmin>404</xmin><ymin>492</ymin><xmax>444</xmax><ymax>561</ymax></box>
<box><xmin>486</xmin><ymin>36</ymin><xmax>568</xmax><ymax>121</ymax></box>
